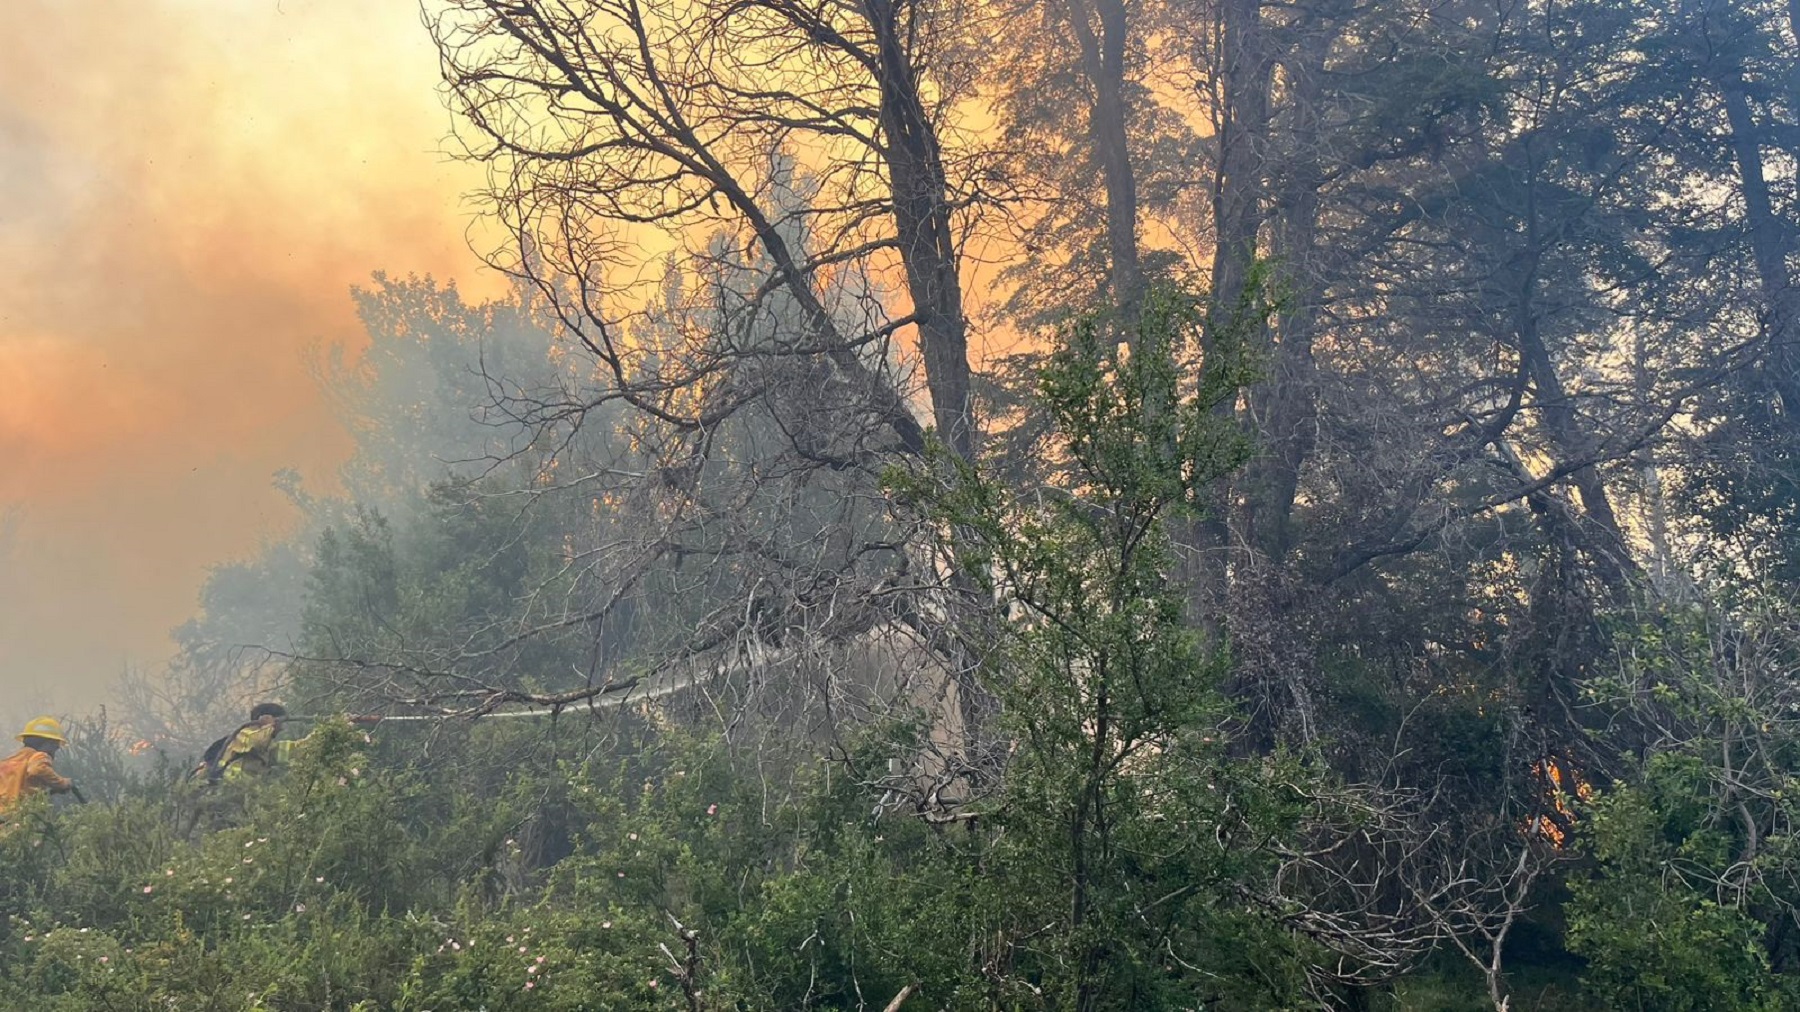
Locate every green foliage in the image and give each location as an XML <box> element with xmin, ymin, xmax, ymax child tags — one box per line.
<box><xmin>1564</xmin><ymin>599</ymin><xmax>1800</xmax><ymax>1009</ymax></box>
<box><xmin>883</xmin><ymin>286</ymin><xmax>1324</xmax><ymax>1007</ymax></box>
<box><xmin>1567</xmin><ymin>767</ymin><xmax>1781</xmax><ymax>1011</ymax></box>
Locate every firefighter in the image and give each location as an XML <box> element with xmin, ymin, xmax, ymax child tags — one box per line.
<box><xmin>194</xmin><ymin>702</ymin><xmax>290</xmax><ymax>784</ymax></box>
<box><xmin>0</xmin><ymin>716</ymin><xmax>76</xmax><ymax>815</ymax></box>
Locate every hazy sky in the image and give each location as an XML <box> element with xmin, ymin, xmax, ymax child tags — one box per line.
<box><xmin>0</xmin><ymin>0</ymin><xmax>505</xmax><ymax>711</ymax></box>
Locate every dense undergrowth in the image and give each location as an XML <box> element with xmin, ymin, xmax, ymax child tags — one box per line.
<box><xmin>5</xmin><ymin>704</ymin><xmax>1798</xmax><ymax>1011</ymax></box>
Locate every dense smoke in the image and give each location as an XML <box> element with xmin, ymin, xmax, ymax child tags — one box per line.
<box><xmin>0</xmin><ymin>0</ymin><xmax>499</xmax><ymax>707</ymax></box>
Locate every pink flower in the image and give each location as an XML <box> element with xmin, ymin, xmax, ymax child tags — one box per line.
<box><xmin>706</xmin><ymin>804</ymin><xmax>718</xmax><ymax>816</ymax></box>
<box><xmin>524</xmin><ymin>980</ymin><xmax>536</xmax><ymax>990</ymax></box>
<box><xmin>142</xmin><ymin>885</ymin><xmax>154</xmax><ymax>894</ymax></box>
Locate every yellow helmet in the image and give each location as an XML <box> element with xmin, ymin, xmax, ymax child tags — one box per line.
<box><xmin>16</xmin><ymin>716</ymin><xmax>67</xmax><ymax>745</ymax></box>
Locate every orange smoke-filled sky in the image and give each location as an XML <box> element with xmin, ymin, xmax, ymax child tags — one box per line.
<box><xmin>0</xmin><ymin>0</ymin><xmax>503</xmax><ymax>711</ymax></box>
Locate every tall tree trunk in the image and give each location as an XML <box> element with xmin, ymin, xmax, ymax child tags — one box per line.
<box><xmin>1683</xmin><ymin>0</ymin><xmax>1800</xmax><ymax>428</ymax></box>
<box><xmin>1512</xmin><ymin>266</ymin><xmax>1638</xmax><ymax>596</ymax></box>
<box><xmin>1243</xmin><ymin>20</ymin><xmax>1329</xmax><ymax>564</ymax></box>
<box><xmin>863</xmin><ymin>0</ymin><xmax>991</xmax><ymax>752</ymax></box>
<box><xmin>1504</xmin><ymin>162</ymin><xmax>1636</xmax><ymax>593</ymax></box>
<box><xmin>866</xmin><ymin>0</ymin><xmax>976</xmax><ymax>462</ymax></box>
<box><xmin>1064</xmin><ymin>0</ymin><xmax>1145</xmax><ymax>323</ymax></box>
<box><xmin>1188</xmin><ymin>0</ymin><xmax>1270</xmax><ymax>613</ymax></box>
<box><xmin>1719</xmin><ymin>73</ymin><xmax>1800</xmax><ymax>426</ymax></box>
<box><xmin>1207</xmin><ymin>0</ymin><xmax>1269</xmax><ymax>338</ymax></box>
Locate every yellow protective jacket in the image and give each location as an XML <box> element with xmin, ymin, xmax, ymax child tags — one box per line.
<box><xmin>205</xmin><ymin>723</ymin><xmax>303</xmax><ymax>782</ymax></box>
<box><xmin>217</xmin><ymin>723</ymin><xmax>278</xmax><ymax>780</ymax></box>
<box><xmin>0</xmin><ymin>746</ymin><xmax>72</xmax><ymax>813</ymax></box>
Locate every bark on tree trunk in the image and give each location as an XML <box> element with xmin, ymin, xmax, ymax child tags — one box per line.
<box><xmin>1065</xmin><ymin>0</ymin><xmax>1145</xmax><ymax>324</ymax></box>
<box><xmin>1187</xmin><ymin>0</ymin><xmax>1270</xmax><ymax>616</ymax></box>
<box><xmin>1509</xmin><ymin>247</ymin><xmax>1638</xmax><ymax>596</ymax></box>
<box><xmin>1243</xmin><ymin>21</ymin><xmax>1328</xmax><ymax>565</ymax></box>
<box><xmin>1207</xmin><ymin>0</ymin><xmax>1269</xmax><ymax>338</ymax></box>
<box><xmin>1719</xmin><ymin>71</ymin><xmax>1800</xmax><ymax>427</ymax></box>
<box><xmin>866</xmin><ymin>0</ymin><xmax>976</xmax><ymax>462</ymax></box>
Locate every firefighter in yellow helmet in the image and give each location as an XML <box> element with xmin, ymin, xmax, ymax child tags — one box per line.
<box><xmin>0</xmin><ymin>716</ymin><xmax>75</xmax><ymax>815</ymax></box>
